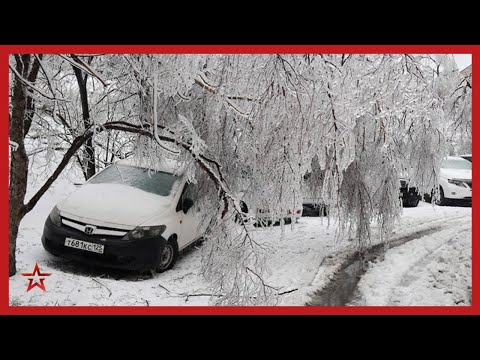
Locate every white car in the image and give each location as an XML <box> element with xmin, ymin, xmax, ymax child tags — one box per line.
<box><xmin>431</xmin><ymin>156</ymin><xmax>472</xmax><ymax>205</ymax></box>
<box><xmin>254</xmin><ymin>206</ymin><xmax>303</xmax><ymax>226</ymax></box>
<box><xmin>42</xmin><ymin>158</ymin><xmax>206</xmax><ymax>273</ymax></box>
<box><xmin>235</xmin><ymin>200</ymin><xmax>302</xmax><ymax>226</ymax></box>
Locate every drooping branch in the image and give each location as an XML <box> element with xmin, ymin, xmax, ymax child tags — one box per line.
<box><xmin>22</xmin><ymin>121</ymin><xmax>148</xmax><ymax>215</ymax></box>
<box><xmin>23</xmin><ymin>131</ymin><xmax>92</xmax><ymax>214</ymax></box>
<box><xmin>195</xmin><ymin>70</ymin><xmax>253</xmax><ymax>117</ymax></box>
<box><xmin>59</xmin><ymin>54</ymin><xmax>109</xmax><ymax>87</ymax></box>
<box><xmin>21</xmin><ymin>108</ymin><xmax>239</xmax><ymax>220</ymax></box>
<box><xmin>153</xmin><ymin>73</ymin><xmax>181</xmax><ymax>155</ymax></box>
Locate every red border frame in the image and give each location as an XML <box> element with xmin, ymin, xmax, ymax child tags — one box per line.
<box><xmin>1</xmin><ymin>45</ymin><xmax>478</xmax><ymax>315</ymax></box>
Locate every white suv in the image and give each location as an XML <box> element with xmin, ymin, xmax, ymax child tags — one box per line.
<box><xmin>431</xmin><ymin>156</ymin><xmax>472</xmax><ymax>205</ymax></box>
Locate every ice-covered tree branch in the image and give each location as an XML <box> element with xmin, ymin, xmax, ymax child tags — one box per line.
<box><xmin>58</xmin><ymin>54</ymin><xmax>109</xmax><ymax>87</ymax></box>
<box><xmin>9</xmin><ymin>64</ymin><xmax>69</xmax><ymax>102</ymax></box>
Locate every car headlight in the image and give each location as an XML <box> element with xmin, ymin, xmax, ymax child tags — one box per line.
<box><xmin>448</xmin><ymin>179</ymin><xmax>467</xmax><ymax>188</ymax></box>
<box><xmin>49</xmin><ymin>206</ymin><xmax>62</xmax><ymax>227</ymax></box>
<box><xmin>122</xmin><ymin>225</ymin><xmax>166</xmax><ymax>240</ymax></box>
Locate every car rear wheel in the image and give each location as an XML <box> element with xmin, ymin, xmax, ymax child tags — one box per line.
<box><xmin>156</xmin><ymin>237</ymin><xmax>179</xmax><ymax>273</ymax></box>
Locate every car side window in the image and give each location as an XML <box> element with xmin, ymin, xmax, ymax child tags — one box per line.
<box><xmin>176</xmin><ymin>183</ymin><xmax>198</xmax><ymax>212</ymax></box>
<box><xmin>184</xmin><ymin>183</ymin><xmax>198</xmax><ymax>201</ymax></box>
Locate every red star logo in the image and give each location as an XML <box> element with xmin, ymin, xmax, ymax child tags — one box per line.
<box><xmin>21</xmin><ymin>263</ymin><xmax>52</xmax><ymax>292</ymax></box>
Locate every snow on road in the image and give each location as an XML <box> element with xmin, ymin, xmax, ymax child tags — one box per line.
<box><xmin>9</xmin><ymin>176</ymin><xmax>471</xmax><ymax>306</ymax></box>
<box><xmin>348</xmin><ymin>214</ymin><xmax>471</xmax><ymax>306</ymax></box>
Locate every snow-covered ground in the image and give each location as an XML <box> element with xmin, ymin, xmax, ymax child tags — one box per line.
<box><xmin>349</xmin><ymin>215</ymin><xmax>471</xmax><ymax>306</ymax></box>
<box><xmin>9</xmin><ymin>175</ymin><xmax>343</xmax><ymax>306</ymax></box>
<box><xmin>9</xmin><ymin>174</ymin><xmax>471</xmax><ymax>306</ymax></box>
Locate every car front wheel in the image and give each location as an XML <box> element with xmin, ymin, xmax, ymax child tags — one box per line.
<box><xmin>156</xmin><ymin>237</ymin><xmax>179</xmax><ymax>273</ymax></box>
<box><xmin>435</xmin><ymin>187</ymin><xmax>448</xmax><ymax>206</ymax></box>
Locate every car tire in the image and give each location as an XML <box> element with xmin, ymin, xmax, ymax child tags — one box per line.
<box><xmin>409</xmin><ymin>197</ymin><xmax>420</xmax><ymax>207</ymax></box>
<box><xmin>403</xmin><ymin>195</ymin><xmax>419</xmax><ymax>207</ymax></box>
<box><xmin>194</xmin><ymin>237</ymin><xmax>204</xmax><ymax>247</ymax></box>
<box><xmin>156</xmin><ymin>236</ymin><xmax>179</xmax><ymax>273</ymax></box>
<box><xmin>424</xmin><ymin>193</ymin><xmax>432</xmax><ymax>203</ymax></box>
<box><xmin>435</xmin><ymin>187</ymin><xmax>448</xmax><ymax>206</ymax></box>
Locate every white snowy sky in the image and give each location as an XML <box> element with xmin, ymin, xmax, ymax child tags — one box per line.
<box><xmin>453</xmin><ymin>54</ymin><xmax>472</xmax><ymax>70</ymax></box>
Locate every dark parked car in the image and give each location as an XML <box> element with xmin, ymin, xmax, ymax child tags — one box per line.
<box><xmin>301</xmin><ymin>170</ymin><xmax>328</xmax><ymax>217</ymax></box>
<box><xmin>400</xmin><ymin>178</ymin><xmax>420</xmax><ymax>207</ymax></box>
<box><xmin>302</xmin><ymin>201</ymin><xmax>328</xmax><ymax>217</ymax></box>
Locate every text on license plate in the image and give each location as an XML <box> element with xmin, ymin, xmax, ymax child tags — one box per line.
<box><xmin>64</xmin><ymin>238</ymin><xmax>104</xmax><ymax>254</ymax></box>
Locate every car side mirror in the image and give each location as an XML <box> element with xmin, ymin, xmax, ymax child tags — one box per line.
<box><xmin>182</xmin><ymin>198</ymin><xmax>194</xmax><ymax>214</ymax></box>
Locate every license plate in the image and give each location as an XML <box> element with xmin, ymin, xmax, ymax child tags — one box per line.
<box><xmin>64</xmin><ymin>238</ymin><xmax>104</xmax><ymax>254</ymax></box>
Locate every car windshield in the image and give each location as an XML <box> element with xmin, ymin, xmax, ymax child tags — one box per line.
<box><xmin>441</xmin><ymin>158</ymin><xmax>472</xmax><ymax>170</ymax></box>
<box><xmin>88</xmin><ymin>164</ymin><xmax>180</xmax><ymax>196</ymax></box>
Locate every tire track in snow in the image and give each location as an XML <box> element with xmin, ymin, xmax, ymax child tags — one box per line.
<box><xmin>307</xmin><ymin>213</ymin><xmax>470</xmax><ymax>306</ymax></box>
<box><xmin>349</xmin><ymin>216</ymin><xmax>471</xmax><ymax>306</ymax></box>
<box><xmin>387</xmin><ymin>226</ymin><xmax>471</xmax><ymax>305</ymax></box>
<box><xmin>386</xmin><ymin>212</ymin><xmax>468</xmax><ymax>241</ymax></box>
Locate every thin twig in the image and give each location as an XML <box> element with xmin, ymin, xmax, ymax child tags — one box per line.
<box><xmin>59</xmin><ymin>54</ymin><xmax>108</xmax><ymax>87</ymax></box>
<box><xmin>278</xmin><ymin>288</ymin><xmax>298</xmax><ymax>296</ymax></box>
<box><xmin>91</xmin><ymin>278</ymin><xmax>112</xmax><ymax>297</ymax></box>
<box><xmin>157</xmin><ymin>284</ymin><xmax>170</xmax><ymax>293</ymax></box>
<box><xmin>9</xmin><ymin>64</ymin><xmax>69</xmax><ymax>102</ymax></box>
<box><xmin>34</xmin><ymin>54</ymin><xmax>56</xmax><ymax>98</ymax></box>
<box><xmin>182</xmin><ymin>293</ymin><xmax>223</xmax><ymax>303</ymax></box>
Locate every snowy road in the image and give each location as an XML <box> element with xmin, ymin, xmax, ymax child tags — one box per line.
<box><xmin>8</xmin><ymin>176</ymin><xmax>471</xmax><ymax>306</ymax></box>
<box><xmin>348</xmin><ymin>214</ymin><xmax>471</xmax><ymax>306</ymax></box>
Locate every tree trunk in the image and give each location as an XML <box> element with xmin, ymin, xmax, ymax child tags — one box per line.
<box><xmin>9</xmin><ymin>209</ymin><xmax>25</xmax><ymax>276</ymax></box>
<box><xmin>9</xmin><ymin>55</ymin><xmax>31</xmax><ymax>276</ymax></box>
<box><xmin>72</xmin><ymin>56</ymin><xmax>96</xmax><ymax>180</ymax></box>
